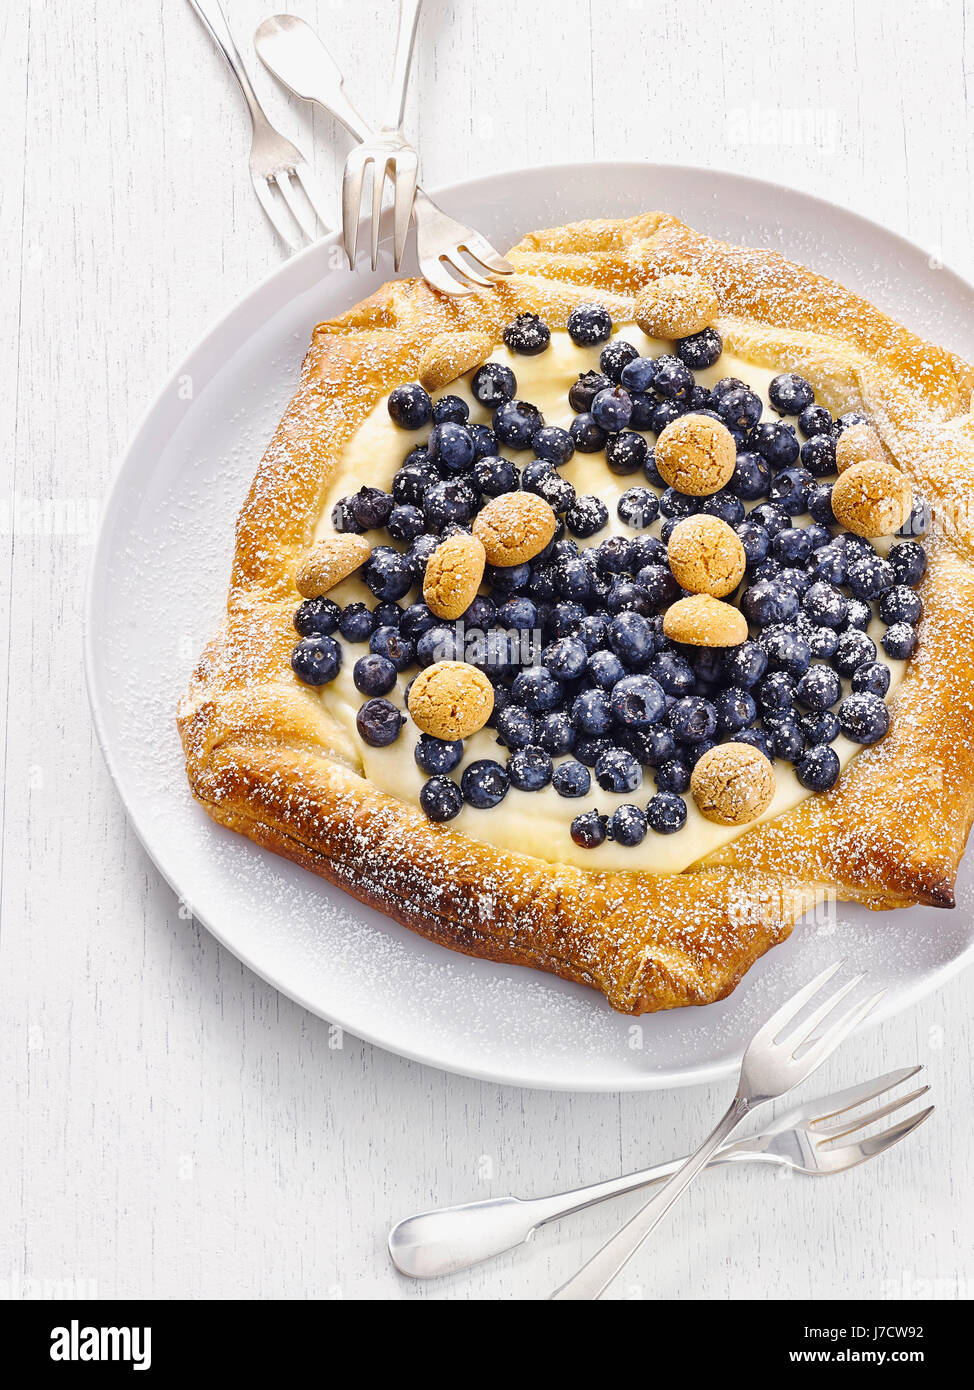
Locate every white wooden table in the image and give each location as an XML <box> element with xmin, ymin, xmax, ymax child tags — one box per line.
<box><xmin>3</xmin><ymin>0</ymin><xmax>972</xmax><ymax>1301</ymax></box>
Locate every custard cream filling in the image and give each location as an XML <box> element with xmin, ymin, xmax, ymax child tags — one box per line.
<box><xmin>314</xmin><ymin>327</ymin><xmax>905</xmax><ymax>873</ymax></box>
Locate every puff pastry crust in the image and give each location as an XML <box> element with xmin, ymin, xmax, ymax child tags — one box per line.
<box><xmin>178</xmin><ymin>211</ymin><xmax>974</xmax><ymax>1014</ymax></box>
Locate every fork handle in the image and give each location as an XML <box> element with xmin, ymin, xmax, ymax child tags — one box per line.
<box><xmin>550</xmin><ymin>1097</ymin><xmax>750</xmax><ymax>1300</ymax></box>
<box><xmin>389</xmin><ymin>1139</ymin><xmax>770</xmax><ymax>1279</ymax></box>
<box><xmin>255</xmin><ymin>15</ymin><xmax>374</xmax><ymax>144</ymax></box>
<box><xmin>383</xmin><ymin>0</ymin><xmax>423</xmax><ymax>132</ymax></box>
<box><xmin>189</xmin><ymin>0</ymin><xmax>271</xmax><ymax>131</ymax></box>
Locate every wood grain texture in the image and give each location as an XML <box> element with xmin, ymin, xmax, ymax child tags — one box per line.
<box><xmin>1</xmin><ymin>0</ymin><xmax>972</xmax><ymax>1301</ymax></box>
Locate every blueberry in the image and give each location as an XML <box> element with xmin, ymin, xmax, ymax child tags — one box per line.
<box><xmin>799</xmin><ymin>404</ymin><xmax>832</xmax><ymax>438</ymax></box>
<box><xmin>807</xmin><ymin>542</ymin><xmax>847</xmax><ymax>587</ymax></box>
<box><xmin>610</xmin><ymin>674</ymin><xmax>666</xmax><ymax>728</ymax></box>
<box><xmin>676</xmin><ymin>327</ymin><xmax>722</xmax><ymax>369</ymax></box>
<box><xmin>729</xmin><ymin>452</ymin><xmax>772</xmax><ymax>501</ymax></box>
<box><xmin>607</xmin><ymin>611</ymin><xmax>655</xmax><ymax>668</ymax></box>
<box><xmin>595</xmin><ymin>747</ymin><xmax>642</xmax><ymax>794</ymax></box>
<box><xmin>567</xmin><ymin>302</ymin><xmax>613</xmax><ymax>345</ymax></box>
<box><xmin>617</xmin><ymin>487</ymin><xmax>659</xmax><ymax>530</ymax></box>
<box><xmin>547</xmin><ymin>600</ymin><xmax>587</xmax><ymax>637</ymax></box>
<box><xmin>574</xmin><ymin>736</ymin><xmax>613</xmax><ymax>768</ymax></box>
<box><xmin>414</xmin><ymin>735</ymin><xmax>464</xmax><ymax>777</ymax></box>
<box><xmin>338</xmin><ymin>602</ymin><xmax>377</xmax><ymax>643</ymax></box>
<box><xmin>732</xmin><ymin>521</ymin><xmax>769</xmax><ymax>570</ymax></box>
<box><xmin>388</xmin><ymin>382</ymin><xmax>432</xmax><ymax>429</ymax></box>
<box><xmin>432</xmin><ymin>395</ymin><xmax>470</xmax><ymax>425</ymax></box>
<box><xmin>356</xmin><ymin>697</ymin><xmax>404</xmax><ymax>747</ymax></box>
<box><xmin>602</xmin><ymin>802</ymin><xmax>646</xmax><ymax>847</ymax></box>
<box><xmin>599</xmin><ymin>338</ymin><xmax>640</xmax><ymax>382</ymax></box>
<box><xmin>742</xmin><ymin>578</ymin><xmax>799</xmax><ymax>627</ymax></box>
<box><xmin>525</xmin><ymin>467</ymin><xmax>576</xmax><ymax>513</ymax></box>
<box><xmin>497</xmin><ymin>596</ymin><xmax>538</xmax><ymax>632</ymax></box>
<box><xmin>773</xmin><ymin>528</ymin><xmax>812</xmax><ymax>567</ymax></box>
<box><xmin>417</xmin><ymin>625</ymin><xmax>461</xmax><ymax>666</ymax></box>
<box><xmin>568</xmin><ymin>370</ymin><xmax>613</xmax><ymax>413</ymax></box>
<box><xmin>369</xmin><ymin>625</ymin><xmax>414</xmax><ymax>670</ymax></box>
<box><xmin>492</xmin><ymin>705</ymin><xmax>535</xmax><ymax>753</ymax></box>
<box><xmin>800</xmin><ymin>433</ymin><xmax>837</xmax><ymax>478</ymax></box>
<box><xmin>363</xmin><ymin>546</ymin><xmax>413</xmax><ymax>601</ymax></box>
<box><xmin>585</xmin><ymin>650</ymin><xmax>625</xmax><ymax>691</ymax></box>
<box><xmin>473</xmin><ymin>455</ymin><xmax>519</xmax><ymax>498</ymax></box>
<box><xmin>570</xmin><ymin>809</ymin><xmax>608</xmax><ymax>848</ymax></box>
<box><xmin>795</xmin><ymin>664</ymin><xmax>841</xmax><ymax>710</ymax></box>
<box><xmin>757</xmin><ymin>670</ymin><xmax>796</xmax><ymax>712</ymax></box>
<box><xmin>566</xmin><ymin>495</ymin><xmax>609</xmax><ymax>538</ymax></box>
<box><xmin>604</xmin><ymin>430</ymin><xmax>648</xmax><ymax>476</ymax></box>
<box><xmin>806</xmin><ymin>484</ymin><xmax>836</xmax><ymax>526</ymax></box>
<box><xmin>716</xmin><ymin>386</ymin><xmax>763</xmax><ymax>432</ymax></box>
<box><xmin>838</xmin><ymin>692</ymin><xmax>889</xmax><ymax>745</ymax></box>
<box><xmin>348</xmin><ymin>486</ymin><xmax>394</xmax><ymax>531</ymax></box>
<box><xmin>471</xmin><ymin>361</ymin><xmax>517</xmax><ymax>407</ymax></box>
<box><xmin>423</xmin><ymin>478</ymin><xmax>477</xmax><ymax>529</ymax></box>
<box><xmin>419</xmin><ymin>776</ymin><xmax>463</xmax><ymax>822</ymax></box>
<box><xmin>291</xmin><ymin>634</ymin><xmax>342</xmax><ymax>685</ymax></box>
<box><xmin>769</xmin><ymin>373</ymin><xmax>815</xmax><ymax>415</ymax></box>
<box><xmin>623</xmin><ymin>725</ymin><xmax>677</xmax><ymax>768</ymax></box>
<box><xmin>507</xmin><ymin>745</ymin><xmax>554</xmax><ymax>792</ymax></box>
<box><xmin>843</xmin><ymin>598</ymin><xmax>872</xmax><ymax>632</ymax></box>
<box><xmin>796</xmin><ymin>744</ymin><xmax>840</xmax><ymax>791</ymax></box>
<box><xmin>552</xmin><ymin>555</ymin><xmax>592</xmax><ymax>603</ymax></box>
<box><xmin>808</xmin><ymin>626</ymin><xmax>839</xmax><ymax>659</ymax></box>
<box><xmin>576</xmin><ymin>613</ymin><xmax>609</xmax><ymax>653</ymax></box>
<box><xmin>699</xmin><ymin>490</ymin><xmax>745</xmax><ymax>527</ymax></box>
<box><xmin>751</xmin><ymin>420</ymin><xmax>800</xmax><ymax>470</ymax></box>
<box><xmin>771</xmin><ymin>717</ymin><xmax>805</xmax><ymax>761</ymax></box>
<box><xmin>760</xmin><ymin>626</ymin><xmax>811</xmax><ymax>677</ymax></box>
<box><xmin>715</xmin><ymin>686</ymin><xmax>757</xmax><ymax>734</ymax></box>
<box><xmin>730</xmin><ymin>728</ymin><xmax>774</xmax><ymax>760</ymax></box>
<box><xmin>848</xmin><ymin>553</ymin><xmax>894</xmax><ymax>602</ymax></box>
<box><xmin>668</xmin><ymin>695</ymin><xmax>717</xmax><ymax>744</ymax></box>
<box><xmin>294</xmin><ymin>596</ymin><xmax>341</xmax><ymax>637</ymax></box>
<box><xmin>385</xmin><ymin>504</ymin><xmax>425</xmax><ymax>545</ymax></box>
<box><xmin>544</xmin><ymin>636</ymin><xmax>588</xmax><ymax>681</ymax></box>
<box><xmin>873</xmin><ymin>586</ymin><xmax>917</xmax><ymax>630</ymax></box>
<box><xmin>721</xmin><ymin>641</ymin><xmax>768</xmax><ymax>688</ymax></box>
<box><xmin>591</xmin><ymin>386</ymin><xmax>633</xmax><ymax>432</ymax></box>
<box><xmin>834</xmin><ymin>628</ymin><xmax>876</xmax><ymax>677</ymax></box>
<box><xmin>619</xmin><ymin>356</ymin><xmax>659</xmax><ymax>393</ymax></box>
<box><xmin>512</xmin><ymin>665</ymin><xmax>562</xmax><ymax>713</ymax></box>
<box><xmin>629</xmin><ymin>392</ymin><xmax>657</xmax><ymax>430</ymax></box>
<box><xmin>799</xmin><ymin>710</ymin><xmax>841</xmax><ymax>745</ymax></box>
<box><xmin>503</xmin><ymin>312</ymin><xmax>551</xmax><ymax>356</ymax></box>
<box><xmin>493</xmin><ymin>399</ymin><xmax>543</xmax><ymax>450</ymax></box>
<box><xmin>750</xmin><ymin>502</ymin><xmax>792</xmax><ymax>537</ymax></box>
<box><xmin>469</xmin><ymin>424</ymin><xmax>498</xmax><ymax>459</ymax></box>
<box><xmin>537</xmin><ymin>710</ymin><xmax>576</xmax><ymax>755</ymax></box>
<box><xmin>851</xmin><ymin>661</ymin><xmax>891</xmax><ymax>696</ymax></box>
<box><xmin>888</xmin><ymin>541</ymin><xmax>927</xmax><ymax>588</ymax></box>
<box><xmin>646</xmin><ymin>792</ymin><xmax>687</xmax><ymax>834</ymax></box>
<box><xmin>392</xmin><ymin>461</ymin><xmax>436</xmax><ymax>509</ymax></box>
<box><xmin>532</xmin><ymin>425</ymin><xmax>575</xmax><ymax>466</ymax></box>
<box><xmin>643</xmin><ymin>448</ymin><xmax>664</xmax><ymax>487</ymax></box>
<box><xmin>654</xmin><ymin>757</ymin><xmax>691</xmax><ymax>793</ymax></box>
<box><xmin>648</xmin><ymin>649</ymin><xmax>695</xmax><ymax>696</ymax></box>
<box><xmin>569</xmin><ymin>686</ymin><xmax>612</xmax><ymax>736</ymax></box>
<box><xmin>711</xmin><ymin>376</ymin><xmax>747</xmax><ymax>401</ymax></box>
<box><xmin>653</xmin><ymin>356</ymin><xmax>694</xmax><ymax>402</ymax></box>
<box><xmin>881</xmin><ymin>622</ymin><xmax>918</xmax><ymax>660</ymax></box>
<box><xmin>898</xmin><ymin>499</ymin><xmax>931</xmax><ymax>540</ymax></box>
<box><xmin>552</xmin><ymin>760</ymin><xmax>591</xmax><ymax>798</ymax></box>
<box><xmin>406</xmin><ymin>534</ymin><xmax>441</xmax><ymax>583</ymax></box>
<box><xmin>770</xmin><ymin>466</ymin><xmax>812</xmax><ymax>515</ymax></box>
<box><xmin>569</xmin><ymin>413</ymin><xmax>609</xmax><ymax>454</ymax></box>
<box><xmin>331</xmin><ymin>495</ymin><xmax>365</xmax><ymax>533</ymax></box>
<box><xmin>461</xmin><ymin>758</ymin><xmax>509</xmax><ymax>808</ymax></box>
<box><xmin>803</xmin><ymin>581</ymin><xmax>848</xmax><ymax>629</ymax></box>
<box><xmin>651</xmin><ymin>400</ymin><xmax>683</xmax><ymax>434</ymax></box>
<box><xmin>352</xmin><ymin>653</ymin><xmax>397</xmax><ymax>697</ymax></box>
<box><xmin>832</xmin><ymin>411</ymin><xmax>869</xmax><ymax>437</ymax></box>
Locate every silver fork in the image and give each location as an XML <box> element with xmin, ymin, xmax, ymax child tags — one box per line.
<box><xmin>189</xmin><ymin>0</ymin><xmax>330</xmax><ymax>251</ymax></box>
<box><xmin>551</xmin><ymin>961</ymin><xmax>885</xmax><ymax>1299</ymax></box>
<box><xmin>254</xmin><ymin>14</ymin><xmax>515</xmax><ymax>295</ymax></box>
<box><xmin>389</xmin><ymin>1066</ymin><xmax>931</xmax><ymax>1279</ymax></box>
<box><xmin>341</xmin><ymin>0</ymin><xmax>422</xmax><ymax>272</ymax></box>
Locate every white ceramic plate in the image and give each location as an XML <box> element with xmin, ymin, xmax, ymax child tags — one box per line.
<box><xmin>86</xmin><ymin>162</ymin><xmax>974</xmax><ymax>1091</ymax></box>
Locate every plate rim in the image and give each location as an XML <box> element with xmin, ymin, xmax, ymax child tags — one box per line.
<box><xmin>84</xmin><ymin>159</ymin><xmax>974</xmax><ymax>1092</ymax></box>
